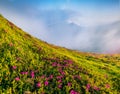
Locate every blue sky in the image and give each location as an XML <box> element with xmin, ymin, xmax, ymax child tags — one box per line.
<box><xmin>0</xmin><ymin>0</ymin><xmax>120</xmax><ymax>53</ymax></box>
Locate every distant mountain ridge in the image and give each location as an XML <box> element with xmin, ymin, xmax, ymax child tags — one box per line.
<box><xmin>0</xmin><ymin>14</ymin><xmax>120</xmax><ymax>94</ymax></box>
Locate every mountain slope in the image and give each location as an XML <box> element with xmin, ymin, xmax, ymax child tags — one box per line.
<box><xmin>0</xmin><ymin>14</ymin><xmax>120</xmax><ymax>94</ymax></box>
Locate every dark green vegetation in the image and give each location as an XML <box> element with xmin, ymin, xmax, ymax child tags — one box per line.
<box><xmin>0</xmin><ymin>14</ymin><xmax>120</xmax><ymax>94</ymax></box>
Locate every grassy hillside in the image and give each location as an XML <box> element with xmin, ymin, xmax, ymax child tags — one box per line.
<box><xmin>0</xmin><ymin>14</ymin><xmax>120</xmax><ymax>94</ymax></box>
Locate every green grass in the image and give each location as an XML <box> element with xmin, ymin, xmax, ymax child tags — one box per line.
<box><xmin>0</xmin><ymin>14</ymin><xmax>120</xmax><ymax>94</ymax></box>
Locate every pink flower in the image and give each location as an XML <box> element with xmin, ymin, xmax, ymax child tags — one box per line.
<box><xmin>70</xmin><ymin>90</ymin><xmax>79</xmax><ymax>94</ymax></box>
<box><xmin>64</xmin><ymin>60</ymin><xmax>68</xmax><ymax>62</ymax></box>
<box><xmin>61</xmin><ymin>71</ymin><xmax>65</xmax><ymax>75</ymax></box>
<box><xmin>58</xmin><ymin>68</ymin><xmax>65</xmax><ymax>75</ymax></box>
<box><xmin>67</xmin><ymin>82</ymin><xmax>72</xmax><ymax>87</ymax></box>
<box><xmin>44</xmin><ymin>81</ymin><xmax>49</xmax><ymax>86</ymax></box>
<box><xmin>86</xmin><ymin>84</ymin><xmax>90</xmax><ymax>91</ymax></box>
<box><xmin>73</xmin><ymin>75</ymin><xmax>81</xmax><ymax>80</ymax></box>
<box><xmin>70</xmin><ymin>90</ymin><xmax>75</xmax><ymax>94</ymax></box>
<box><xmin>46</xmin><ymin>77</ymin><xmax>49</xmax><ymax>80</ymax></box>
<box><xmin>21</xmin><ymin>72</ymin><xmax>24</xmax><ymax>75</ymax></box>
<box><xmin>52</xmin><ymin>62</ymin><xmax>57</xmax><ymax>66</ymax></box>
<box><xmin>57</xmin><ymin>76</ymin><xmax>63</xmax><ymax>79</ymax></box>
<box><xmin>15</xmin><ymin>77</ymin><xmax>20</xmax><ymax>81</ymax></box>
<box><xmin>12</xmin><ymin>66</ymin><xmax>17</xmax><ymax>70</ymax></box>
<box><xmin>41</xmin><ymin>75</ymin><xmax>45</xmax><ymax>79</ymax></box>
<box><xmin>36</xmin><ymin>82</ymin><xmax>41</xmax><ymax>88</ymax></box>
<box><xmin>64</xmin><ymin>64</ymin><xmax>68</xmax><ymax>67</ymax></box>
<box><xmin>57</xmin><ymin>64</ymin><xmax>61</xmax><ymax>67</ymax></box>
<box><xmin>58</xmin><ymin>84</ymin><xmax>62</xmax><ymax>89</ymax></box>
<box><xmin>105</xmin><ymin>84</ymin><xmax>110</xmax><ymax>89</ymax></box>
<box><xmin>49</xmin><ymin>75</ymin><xmax>53</xmax><ymax>79</ymax></box>
<box><xmin>68</xmin><ymin>60</ymin><xmax>73</xmax><ymax>64</ymax></box>
<box><xmin>21</xmin><ymin>72</ymin><xmax>28</xmax><ymax>75</ymax></box>
<box><xmin>93</xmin><ymin>86</ymin><xmax>100</xmax><ymax>91</ymax></box>
<box><xmin>25</xmin><ymin>72</ymin><xmax>28</xmax><ymax>74</ymax></box>
<box><xmin>58</xmin><ymin>79</ymin><xmax>62</xmax><ymax>83</ymax></box>
<box><xmin>31</xmin><ymin>71</ymin><xmax>34</xmax><ymax>78</ymax></box>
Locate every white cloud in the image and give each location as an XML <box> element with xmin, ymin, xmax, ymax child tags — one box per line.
<box><xmin>73</xmin><ymin>22</ymin><xmax>120</xmax><ymax>53</ymax></box>
<box><xmin>67</xmin><ymin>11</ymin><xmax>120</xmax><ymax>27</ymax></box>
<box><xmin>102</xmin><ymin>27</ymin><xmax>120</xmax><ymax>53</ymax></box>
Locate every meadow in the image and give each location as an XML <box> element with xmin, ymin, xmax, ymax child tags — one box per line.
<box><xmin>0</xmin><ymin>15</ymin><xmax>120</xmax><ymax>94</ymax></box>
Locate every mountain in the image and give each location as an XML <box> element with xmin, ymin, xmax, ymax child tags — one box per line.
<box><xmin>0</xmin><ymin>14</ymin><xmax>120</xmax><ymax>94</ymax></box>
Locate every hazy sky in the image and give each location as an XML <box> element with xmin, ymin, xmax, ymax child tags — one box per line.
<box><xmin>0</xmin><ymin>0</ymin><xmax>120</xmax><ymax>53</ymax></box>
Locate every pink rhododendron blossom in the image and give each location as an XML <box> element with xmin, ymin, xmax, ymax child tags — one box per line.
<box><xmin>36</xmin><ymin>82</ymin><xmax>41</xmax><ymax>88</ymax></box>
<box><xmin>12</xmin><ymin>66</ymin><xmax>17</xmax><ymax>70</ymax></box>
<box><xmin>41</xmin><ymin>75</ymin><xmax>45</xmax><ymax>79</ymax></box>
<box><xmin>105</xmin><ymin>84</ymin><xmax>110</xmax><ymax>89</ymax></box>
<box><xmin>58</xmin><ymin>84</ymin><xmax>62</xmax><ymax>89</ymax></box>
<box><xmin>58</xmin><ymin>79</ymin><xmax>62</xmax><ymax>83</ymax></box>
<box><xmin>68</xmin><ymin>82</ymin><xmax>72</xmax><ymax>87</ymax></box>
<box><xmin>57</xmin><ymin>76</ymin><xmax>63</xmax><ymax>79</ymax></box>
<box><xmin>21</xmin><ymin>72</ymin><xmax>28</xmax><ymax>75</ymax></box>
<box><xmin>25</xmin><ymin>72</ymin><xmax>28</xmax><ymax>74</ymax></box>
<box><xmin>93</xmin><ymin>86</ymin><xmax>100</xmax><ymax>91</ymax></box>
<box><xmin>68</xmin><ymin>60</ymin><xmax>73</xmax><ymax>64</ymax></box>
<box><xmin>57</xmin><ymin>64</ymin><xmax>61</xmax><ymax>67</ymax></box>
<box><xmin>73</xmin><ymin>75</ymin><xmax>81</xmax><ymax>80</ymax></box>
<box><xmin>70</xmin><ymin>90</ymin><xmax>79</xmax><ymax>94</ymax></box>
<box><xmin>49</xmin><ymin>75</ymin><xmax>53</xmax><ymax>79</ymax></box>
<box><xmin>86</xmin><ymin>84</ymin><xmax>90</xmax><ymax>91</ymax></box>
<box><xmin>52</xmin><ymin>62</ymin><xmax>57</xmax><ymax>66</ymax></box>
<box><xmin>44</xmin><ymin>81</ymin><xmax>49</xmax><ymax>86</ymax></box>
<box><xmin>31</xmin><ymin>71</ymin><xmax>34</xmax><ymax>78</ymax></box>
<box><xmin>61</xmin><ymin>71</ymin><xmax>65</xmax><ymax>75</ymax></box>
<box><xmin>15</xmin><ymin>77</ymin><xmax>20</xmax><ymax>81</ymax></box>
